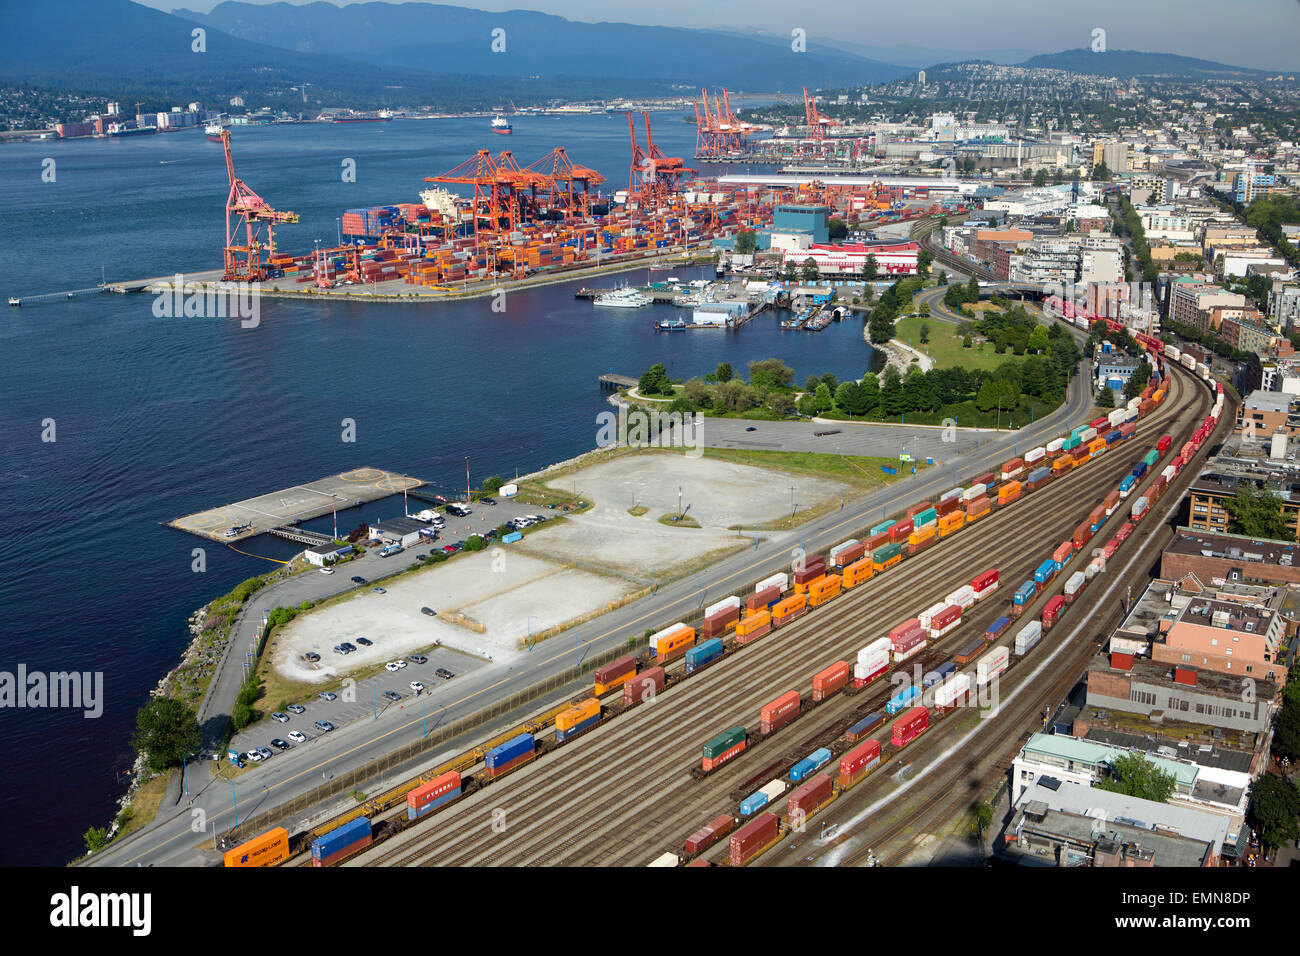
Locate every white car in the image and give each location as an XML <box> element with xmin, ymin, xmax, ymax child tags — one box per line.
<box><xmin>385</xmin><ymin>660</ymin><xmax>408</xmax><ymax>672</ymax></box>
<box><xmin>409</xmin><ymin>681</ymin><xmax>425</xmax><ymax>693</ymax></box>
<box><xmin>319</xmin><ymin>567</ymin><xmax>335</xmax><ymax>575</ymax></box>
<box><xmin>247</xmin><ymin>750</ymin><xmax>264</xmax><ymax>762</ymax></box>
<box><xmin>287</xmin><ymin>731</ymin><xmax>307</xmax><ymax>743</ymax></box>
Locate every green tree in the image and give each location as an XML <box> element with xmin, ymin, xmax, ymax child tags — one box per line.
<box><xmin>780</xmin><ymin>259</ymin><xmax>798</xmax><ymax>282</ymax></box>
<box><xmin>1097</xmin><ymin>387</ymin><xmax>1115</xmax><ymax>408</ymax></box>
<box><xmin>917</xmin><ymin>248</ymin><xmax>933</xmax><ymax>278</ymax></box>
<box><xmin>1033</xmin><ymin>168</ymin><xmax>1048</xmax><ymax>187</ymax></box>
<box><xmin>734</xmin><ymin>230</ymin><xmax>758</xmax><ymax>255</ymax></box>
<box><xmin>83</xmin><ymin>827</ymin><xmax>110</xmax><ymax>855</ymax></box>
<box><xmin>683</xmin><ymin>377</ymin><xmax>712</xmax><ymax>408</ymax></box>
<box><xmin>1246</xmin><ymin>775</ymin><xmax>1300</xmax><ymax>852</ymax></box>
<box><xmin>796</xmin><ymin>393</ymin><xmax>818</xmax><ymax>416</ymax></box>
<box><xmin>858</xmin><ymin>374</ymin><xmax>881</xmax><ymax>414</ymax></box>
<box><xmin>748</xmin><ymin>358</ymin><xmax>795</xmax><ymax>391</ymax></box>
<box><xmin>715</xmin><ymin>362</ymin><xmax>733</xmax><ymax>383</ymax></box>
<box><xmin>804</xmin><ymin>374</ymin><xmax>821</xmax><ymax>393</ymax></box>
<box><xmin>861</xmin><ymin>254</ymin><xmax>879</xmax><ymax>281</ymax></box>
<box><xmin>1225</xmin><ymin>485</ymin><xmax>1291</xmax><ymax>539</ymax></box>
<box><xmin>481</xmin><ymin>475</ymin><xmax>504</xmax><ymax>494</ymax></box>
<box><xmin>715</xmin><ymin>380</ymin><xmax>759</xmax><ymax>412</ymax></box>
<box><xmin>937</xmin><ymin>270</ymin><xmax>948</xmax><ymax>286</ymax></box>
<box><xmin>965</xmin><ymin>274</ymin><xmax>981</xmax><ymax>303</ymax></box>
<box><xmin>767</xmin><ymin>392</ymin><xmax>796</xmax><ymax>417</ymax></box>
<box><xmin>919</xmin><ymin>322</ymin><xmax>931</xmax><ymax>345</ymax></box>
<box><xmin>962</xmin><ymin>334</ymin><xmax>973</xmax><ymax>348</ymax></box>
<box><xmin>1096</xmin><ymin>753</ymin><xmax>1176</xmax><ymax>803</ymax></box>
<box><xmin>1027</xmin><ymin>325</ymin><xmax>1049</xmax><ymax>353</ymax></box>
<box><xmin>801</xmin><ymin>257</ymin><xmax>820</xmax><ymax>282</ymax></box>
<box><xmin>638</xmin><ymin>362</ymin><xmax>671</xmax><ymax>396</ymax></box>
<box><xmin>132</xmin><ymin>697</ymin><xmax>202</xmax><ymax>774</ymax></box>
<box><xmin>813</xmin><ymin>382</ymin><xmax>833</xmax><ymax>413</ymax></box>
<box><xmin>820</xmin><ymin>372</ymin><xmax>838</xmax><ymax>393</ymax></box>
<box><xmin>1093</xmin><ymin>160</ymin><xmax>1111</xmax><ymax>182</ymax></box>
<box><xmin>828</xmin><ymin>217</ymin><xmax>848</xmax><ymax>241</ymax></box>
<box><xmin>881</xmin><ymin>365</ymin><xmax>906</xmax><ymax>416</ymax></box>
<box><xmin>975</xmin><ymin>378</ymin><xmax>1018</xmax><ymax>414</ymax></box>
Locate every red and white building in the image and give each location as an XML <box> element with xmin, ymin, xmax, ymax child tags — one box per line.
<box><xmin>783</xmin><ymin>241</ymin><xmax>920</xmax><ymax>276</ymax></box>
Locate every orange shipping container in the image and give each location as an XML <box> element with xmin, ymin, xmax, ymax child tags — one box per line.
<box><xmin>841</xmin><ymin>557</ymin><xmax>874</xmax><ymax>589</ymax></box>
<box><xmin>223</xmin><ymin>827</ymin><xmax>289</xmax><ymax>868</ymax></box>
<box><xmin>771</xmin><ymin>593</ymin><xmax>808</xmax><ymax>626</ymax></box>
<box><xmin>736</xmin><ymin>609</ymin><xmax>772</xmax><ymax>640</ymax></box>
<box><xmin>555</xmin><ymin>697</ymin><xmax>601</xmax><ymax>731</ymax></box>
<box><xmin>1088</xmin><ymin>437</ymin><xmax>1106</xmax><ymax>457</ymax></box>
<box><xmin>811</xmin><ymin>661</ymin><xmax>852</xmax><ymax>701</ymax></box>
<box><xmin>807</xmin><ymin>574</ymin><xmax>842</xmax><ymax>607</ymax></box>
<box><xmin>937</xmin><ymin>510</ymin><xmax>965</xmax><ymax>537</ymax></box>
<box><xmin>653</xmin><ymin>624</ymin><xmax>696</xmax><ymax>663</ymax></box>
<box><xmin>997</xmin><ymin>481</ymin><xmax>1021</xmax><ymax>503</ymax></box>
<box><xmin>1052</xmin><ymin>457</ymin><xmax>1074</xmax><ymax>475</ymax></box>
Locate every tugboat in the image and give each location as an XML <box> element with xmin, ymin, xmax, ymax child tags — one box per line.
<box><xmin>655</xmin><ymin>317</ymin><xmax>688</xmax><ymax>332</ymax></box>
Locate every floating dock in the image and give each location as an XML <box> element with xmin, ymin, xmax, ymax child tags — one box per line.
<box><xmin>169</xmin><ymin>467</ymin><xmax>422</xmax><ymax>542</ymax></box>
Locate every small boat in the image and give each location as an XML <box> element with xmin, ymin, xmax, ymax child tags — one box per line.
<box><xmin>593</xmin><ymin>287</ymin><xmax>652</xmax><ymax>309</ymax></box>
<box><xmin>655</xmin><ymin>318</ymin><xmax>688</xmax><ymax>332</ymax></box>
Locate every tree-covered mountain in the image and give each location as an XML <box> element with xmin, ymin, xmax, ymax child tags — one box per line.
<box><xmin>1018</xmin><ymin>48</ymin><xmax>1281</xmax><ymax>80</ymax></box>
<box><xmin>174</xmin><ymin>0</ymin><xmax>912</xmax><ymax>88</ymax></box>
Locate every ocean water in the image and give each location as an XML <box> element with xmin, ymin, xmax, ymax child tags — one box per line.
<box><xmin>0</xmin><ymin>112</ymin><xmax>873</xmax><ymax>864</ymax></box>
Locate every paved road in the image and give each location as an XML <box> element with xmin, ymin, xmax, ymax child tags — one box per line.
<box><xmin>88</xmin><ymin>300</ymin><xmax>1095</xmax><ymax>868</ymax></box>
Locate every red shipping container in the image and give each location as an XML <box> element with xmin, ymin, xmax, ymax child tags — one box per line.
<box><xmin>831</xmin><ymin>541</ymin><xmax>866</xmax><ymax>568</ymax></box>
<box><xmin>889</xmin><ymin>618</ymin><xmax>925</xmax><ymax>645</ymax></box>
<box><xmin>1053</xmin><ymin>541</ymin><xmax>1073</xmax><ymax>566</ymax></box>
<box><xmin>1042</xmin><ymin>595</ymin><xmax>1066</xmax><ymax>628</ymax></box>
<box><xmin>702</xmin><ymin>604</ymin><xmax>740</xmax><ymax>639</ymax></box>
<box><xmin>793</xmin><ymin>565</ymin><xmax>825</xmax><ymax>586</ymax></box>
<box><xmin>685</xmin><ymin>813</ymin><xmax>735</xmax><ymax>855</ymax></box>
<box><xmin>593</xmin><ymin>655</ymin><xmax>636</xmax><ymax>691</ymax></box>
<box><xmin>888</xmin><ymin>519</ymin><xmax>914</xmax><ymax>542</ymax></box>
<box><xmin>1073</xmin><ymin>522</ymin><xmax>1093</xmax><ymax>549</ymax></box>
<box><xmin>972</xmin><ymin>568</ymin><xmax>999</xmax><ymax>593</ymax></box>
<box><xmin>906</xmin><ymin>500</ymin><xmax>933</xmax><ymax>519</ymax></box>
<box><xmin>936</xmin><ymin>497</ymin><xmax>960</xmax><ymax>516</ymax></box>
<box><xmin>811</xmin><ymin>661</ymin><xmax>852</xmax><ymax>701</ymax></box>
<box><xmin>840</xmin><ymin>738</ymin><xmax>882</xmax><ymax>779</ymax></box>
<box><xmin>930</xmin><ymin>605</ymin><xmax>961</xmax><ymax>631</ymax></box>
<box><xmin>974</xmin><ymin>472</ymin><xmax>996</xmax><ymax>487</ymax></box>
<box><xmin>786</xmin><ymin>773</ymin><xmax>833</xmax><ymax>821</ymax></box>
<box><xmin>864</xmin><ymin>531</ymin><xmax>890</xmax><ymax>551</ymax></box>
<box><xmin>623</xmin><ymin>666</ymin><xmax>665</xmax><ymax>707</ymax></box>
<box><xmin>729</xmin><ymin>812</ymin><xmax>779</xmax><ymax>866</ymax></box>
<box><xmin>760</xmin><ymin>690</ymin><xmax>801</xmax><ymax>734</ymax></box>
<box><xmin>746</xmin><ymin>586</ymin><xmax>779</xmax><ymax>613</ymax></box>
<box><xmin>891</xmin><ymin>706</ymin><xmax>930</xmax><ymax>747</ymax></box>
<box><xmin>965</xmin><ymin>494</ymin><xmax>993</xmax><ymax>515</ymax></box>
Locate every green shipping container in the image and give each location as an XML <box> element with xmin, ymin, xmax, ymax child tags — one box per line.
<box><xmin>870</xmin><ymin>520</ymin><xmax>895</xmax><ymax>537</ymax></box>
<box><xmin>914</xmin><ymin>507</ymin><xmax>938</xmax><ymax>528</ymax></box>
<box><xmin>1063</xmin><ymin>436</ymin><xmax>1082</xmax><ymax>450</ymax></box>
<box><xmin>874</xmin><ymin>541</ymin><xmax>904</xmax><ymax>562</ymax></box>
<box><xmin>1143</xmin><ymin>450</ymin><xmax>1159</xmax><ymax>467</ymax></box>
<box><xmin>702</xmin><ymin>725</ymin><xmax>746</xmax><ymax>759</ymax></box>
<box><xmin>1070</xmin><ymin>425</ymin><xmax>1087</xmax><ymax>440</ymax></box>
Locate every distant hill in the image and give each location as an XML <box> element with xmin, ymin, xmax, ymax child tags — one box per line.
<box><xmin>175</xmin><ymin>0</ymin><xmax>912</xmax><ymax>88</ymax></box>
<box><xmin>1019</xmin><ymin>48</ymin><xmax>1278</xmax><ymax>80</ymax></box>
<box><xmin>0</xmin><ymin>0</ymin><xmax>678</xmax><ymax>109</ymax></box>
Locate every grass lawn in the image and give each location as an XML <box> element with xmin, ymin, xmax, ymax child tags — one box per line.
<box><xmin>699</xmin><ymin>447</ymin><xmax>923</xmax><ymax>491</ymax></box>
<box><xmin>894</xmin><ymin>313</ymin><xmax>1007</xmax><ymax>372</ymax></box>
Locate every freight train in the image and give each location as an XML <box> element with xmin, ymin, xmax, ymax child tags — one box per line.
<box><xmin>225</xmin><ymin>345</ymin><xmax>1221</xmax><ymax>867</ymax></box>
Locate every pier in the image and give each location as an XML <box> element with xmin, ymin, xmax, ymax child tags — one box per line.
<box><xmin>8</xmin><ymin>286</ymin><xmax>105</xmax><ymax>306</ymax></box>
<box><xmin>598</xmin><ymin>373</ymin><xmax>637</xmax><ymax>390</ymax></box>
<box><xmin>169</xmin><ymin>467</ymin><xmax>423</xmax><ymax>542</ymax></box>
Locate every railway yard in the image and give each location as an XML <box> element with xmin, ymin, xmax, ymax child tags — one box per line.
<box><xmin>274</xmin><ymin>358</ymin><xmax>1221</xmax><ymax>868</ymax></box>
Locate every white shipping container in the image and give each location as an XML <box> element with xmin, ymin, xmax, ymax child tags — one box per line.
<box><xmin>1025</xmin><ymin>447</ymin><xmax>1046</xmax><ymax>464</ymax></box>
<box><xmin>1014</xmin><ymin>622</ymin><xmax>1042</xmax><ymax>656</ymax></box>
<box><xmin>647</xmin><ymin>852</ymin><xmax>680</xmax><ymax>867</ymax></box>
<box><xmin>1047</xmin><ymin>438</ymin><xmax>1065</xmax><ymax>453</ymax></box>
<box><xmin>1127</xmin><ymin>397</ymin><xmax>1142</xmax><ymax>411</ymax></box>
<box><xmin>756</xmin><ymin>572</ymin><xmax>788</xmax><ymax>594</ymax></box>
<box><xmin>1162</xmin><ymin>465</ymin><xmax>1176</xmax><ymax>482</ymax></box>
<box><xmin>1080</xmin><ymin>427</ymin><xmax>1097</xmax><ymax>443</ymax></box>
<box><xmin>961</xmin><ymin>483</ymin><xmax>987</xmax><ymax>502</ymax></box>
<box><xmin>1108</xmin><ymin>409</ymin><xmax>1127</xmax><ymax>427</ymax></box>
<box><xmin>1181</xmin><ymin>353</ymin><xmax>1195</xmax><ymax>370</ymax></box>
<box><xmin>918</xmin><ymin>601</ymin><xmax>948</xmax><ymax>629</ymax></box>
<box><xmin>940</xmin><ymin>486</ymin><xmax>963</xmax><ymax>502</ymax></box>
<box><xmin>1063</xmin><ymin>571</ymin><xmax>1086</xmax><ymax>596</ymax></box>
<box><xmin>934</xmin><ymin>672</ymin><xmax>971</xmax><ymax>708</ymax></box>
<box><xmin>945</xmin><ymin>585</ymin><xmax>976</xmax><ymax>610</ymax></box>
<box><xmin>1087</xmin><ymin>556</ymin><xmax>1104</xmax><ymax>578</ymax></box>
<box><xmin>854</xmin><ymin>651</ymin><xmax>891</xmax><ymax>682</ymax></box>
<box><xmin>858</xmin><ymin>637</ymin><xmax>893</xmax><ymax>663</ymax></box>
<box><xmin>976</xmin><ymin>646</ymin><xmax>1009</xmax><ymax>685</ymax></box>
<box><xmin>758</xmin><ymin>780</ymin><xmax>787</xmax><ymax>802</ymax></box>
<box><xmin>705</xmin><ymin>595</ymin><xmax>741</xmax><ymax>618</ymax></box>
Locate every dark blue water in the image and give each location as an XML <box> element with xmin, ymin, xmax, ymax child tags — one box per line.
<box><xmin>0</xmin><ymin>112</ymin><xmax>872</xmax><ymax>865</ymax></box>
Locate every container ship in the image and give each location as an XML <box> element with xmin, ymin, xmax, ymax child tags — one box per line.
<box><xmin>491</xmin><ymin>114</ymin><xmax>512</xmax><ymax>135</ymax></box>
<box><xmin>333</xmin><ymin>110</ymin><xmax>393</xmax><ymax>123</ymax></box>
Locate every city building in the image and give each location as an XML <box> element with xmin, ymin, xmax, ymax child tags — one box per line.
<box><xmin>786</xmin><ymin>241</ymin><xmax>919</xmax><ymax>276</ymax></box>
<box><xmin>1236</xmin><ymin>389</ymin><xmax>1295</xmax><ymax>440</ymax></box>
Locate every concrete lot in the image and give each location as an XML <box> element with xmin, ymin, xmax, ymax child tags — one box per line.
<box><xmin>525</xmin><ymin>452</ymin><xmax>849</xmax><ymax>579</ymax></box>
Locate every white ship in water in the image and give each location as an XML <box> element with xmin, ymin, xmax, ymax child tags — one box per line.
<box><xmin>593</xmin><ymin>286</ymin><xmax>652</xmax><ymax>309</ymax></box>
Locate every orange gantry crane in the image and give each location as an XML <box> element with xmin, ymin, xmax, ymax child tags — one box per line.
<box><xmin>524</xmin><ymin>147</ymin><xmax>606</xmax><ymax>219</ymax></box>
<box><xmin>802</xmin><ymin>87</ymin><xmax>843</xmax><ymax>146</ymax></box>
<box><xmin>627</xmin><ymin>111</ymin><xmax>693</xmax><ymax>210</ymax></box>
<box><xmin>219</xmin><ymin>129</ymin><xmax>298</xmax><ymax>282</ymax></box>
<box><xmin>694</xmin><ymin>89</ymin><xmax>759</xmax><ymax>160</ymax></box>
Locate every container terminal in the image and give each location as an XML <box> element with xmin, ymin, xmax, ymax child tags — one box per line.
<box><xmin>94</xmin><ymin>112</ymin><xmax>971</xmax><ymax>306</ymax></box>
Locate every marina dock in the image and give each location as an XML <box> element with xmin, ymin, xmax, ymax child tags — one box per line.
<box><xmin>169</xmin><ymin>467</ymin><xmax>422</xmax><ymax>542</ymax></box>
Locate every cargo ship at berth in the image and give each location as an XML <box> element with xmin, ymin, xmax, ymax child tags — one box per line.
<box><xmin>333</xmin><ymin>110</ymin><xmax>394</xmax><ymax>123</ymax></box>
<box><xmin>107</xmin><ymin>121</ymin><xmax>157</xmax><ymax>137</ymax></box>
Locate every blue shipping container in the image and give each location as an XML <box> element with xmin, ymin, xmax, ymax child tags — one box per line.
<box><xmin>847</xmin><ymin>712</ymin><xmax>885</xmax><ymax>738</ymax></box>
<box><xmin>1034</xmin><ymin>559</ymin><xmax>1057</xmax><ymax>584</ymax></box>
<box><xmin>886</xmin><ymin>684</ymin><xmax>921</xmax><ymax>715</ymax></box>
<box><xmin>313</xmin><ymin>816</ymin><xmax>371</xmax><ymax>859</ymax></box>
<box><xmin>684</xmin><ymin>638</ymin><xmax>725</xmax><ymax>674</ymax></box>
<box><xmin>486</xmin><ymin>733</ymin><xmax>534</xmax><ymax>769</ymax></box>
<box><xmin>555</xmin><ymin>714</ymin><xmax>601</xmax><ymax>743</ymax></box>
<box><xmin>1132</xmin><ymin>462</ymin><xmax>1147</xmax><ymax>480</ymax></box>
<box><xmin>987</xmin><ymin>615</ymin><xmax>1012</xmax><ymax>637</ymax></box>
<box><xmin>740</xmin><ymin>791</ymin><xmax>771</xmax><ymax>816</ymax></box>
<box><xmin>1028</xmin><ymin>466</ymin><xmax>1050</xmax><ymax>483</ymax></box>
<box><xmin>790</xmin><ymin>748</ymin><xmax>832</xmax><ymax>782</ymax></box>
<box><xmin>1014</xmin><ymin>581</ymin><xmax>1037</xmax><ymax>605</ymax></box>
<box><xmin>1120</xmin><ymin>475</ymin><xmax>1136</xmax><ymax>493</ymax></box>
<box><xmin>1105</xmin><ymin>430</ymin><xmax>1122</xmax><ymax>445</ymax></box>
<box><xmin>923</xmin><ymin>660</ymin><xmax>956</xmax><ymax>688</ymax></box>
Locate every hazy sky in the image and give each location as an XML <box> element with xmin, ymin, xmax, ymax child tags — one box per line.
<box><xmin>148</xmin><ymin>0</ymin><xmax>1300</xmax><ymax>70</ymax></box>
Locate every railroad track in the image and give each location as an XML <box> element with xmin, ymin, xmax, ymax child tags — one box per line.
<box><xmin>348</xmin><ymin>366</ymin><xmax>1208</xmax><ymax>867</ymax></box>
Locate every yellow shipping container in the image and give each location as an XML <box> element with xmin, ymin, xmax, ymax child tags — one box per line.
<box><xmin>555</xmin><ymin>697</ymin><xmax>601</xmax><ymax>731</ymax></box>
